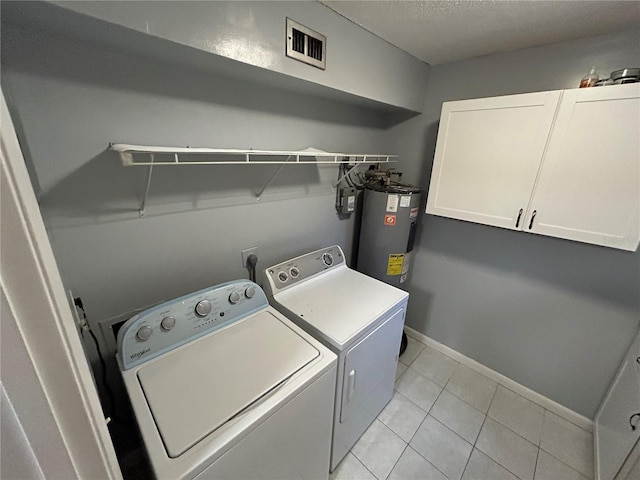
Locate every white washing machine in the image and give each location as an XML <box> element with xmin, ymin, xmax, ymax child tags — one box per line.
<box><xmin>117</xmin><ymin>280</ymin><xmax>336</xmax><ymax>480</ymax></box>
<box><xmin>263</xmin><ymin>245</ymin><xmax>408</xmax><ymax>471</ymax></box>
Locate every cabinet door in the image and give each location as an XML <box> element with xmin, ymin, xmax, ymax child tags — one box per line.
<box><xmin>526</xmin><ymin>84</ymin><xmax>640</xmax><ymax>251</ymax></box>
<box><xmin>595</xmin><ymin>331</ymin><xmax>640</xmax><ymax>480</ymax></box>
<box><xmin>426</xmin><ymin>91</ymin><xmax>561</xmax><ymax>230</ymax></box>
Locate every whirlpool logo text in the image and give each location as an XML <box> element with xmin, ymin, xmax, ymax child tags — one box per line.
<box><xmin>130</xmin><ymin>348</ymin><xmax>150</xmax><ymax>360</ymax></box>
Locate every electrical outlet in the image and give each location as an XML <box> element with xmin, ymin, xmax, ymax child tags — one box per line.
<box><xmin>68</xmin><ymin>290</ymin><xmax>85</xmax><ymax>331</ymax></box>
<box><xmin>241</xmin><ymin>247</ymin><xmax>258</xmax><ymax>267</ymax></box>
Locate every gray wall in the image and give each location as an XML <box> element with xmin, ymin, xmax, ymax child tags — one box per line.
<box><xmin>0</xmin><ymin>21</ymin><xmax>397</xmax><ymax>342</ymax></box>
<box><xmin>393</xmin><ymin>28</ymin><xmax>640</xmax><ymax>418</ymax></box>
<box><xmin>39</xmin><ymin>0</ymin><xmax>430</xmax><ymax>112</ymax></box>
<box><xmin>2</xmin><ymin>0</ymin><xmax>638</xmax><ymax>421</ymax></box>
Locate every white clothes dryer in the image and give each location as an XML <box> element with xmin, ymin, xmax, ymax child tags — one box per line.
<box><xmin>117</xmin><ymin>280</ymin><xmax>336</xmax><ymax>480</ymax></box>
<box><xmin>263</xmin><ymin>246</ymin><xmax>408</xmax><ymax>471</ymax></box>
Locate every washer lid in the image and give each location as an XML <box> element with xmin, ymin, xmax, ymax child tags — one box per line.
<box><xmin>137</xmin><ymin>310</ymin><xmax>319</xmax><ymax>458</ymax></box>
<box><xmin>274</xmin><ymin>267</ymin><xmax>408</xmax><ymax>349</ymax></box>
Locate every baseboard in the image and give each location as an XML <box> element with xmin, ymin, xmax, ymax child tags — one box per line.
<box><xmin>404</xmin><ymin>326</ymin><xmax>594</xmax><ymax>433</ymax></box>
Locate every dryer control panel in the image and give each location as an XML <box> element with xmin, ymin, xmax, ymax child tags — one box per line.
<box><xmin>117</xmin><ymin>280</ymin><xmax>267</xmax><ymax>370</ymax></box>
<box><xmin>263</xmin><ymin>245</ymin><xmax>346</xmax><ymax>296</ymax></box>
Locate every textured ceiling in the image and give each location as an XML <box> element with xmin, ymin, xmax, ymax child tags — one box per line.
<box><xmin>321</xmin><ymin>1</ymin><xmax>640</xmax><ymax>65</ymax></box>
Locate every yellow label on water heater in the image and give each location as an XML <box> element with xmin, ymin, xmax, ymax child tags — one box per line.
<box><xmin>387</xmin><ymin>254</ymin><xmax>404</xmax><ymax>275</ymax></box>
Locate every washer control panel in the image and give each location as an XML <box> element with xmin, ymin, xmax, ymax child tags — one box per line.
<box><xmin>264</xmin><ymin>245</ymin><xmax>345</xmax><ymax>295</ymax></box>
<box><xmin>117</xmin><ymin>280</ymin><xmax>268</xmax><ymax>370</ymax></box>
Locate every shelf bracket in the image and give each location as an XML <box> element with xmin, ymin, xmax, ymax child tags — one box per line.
<box><xmin>255</xmin><ymin>155</ymin><xmax>295</xmax><ymax>201</ymax></box>
<box><xmin>139</xmin><ymin>154</ymin><xmax>155</xmax><ymax>217</ymax></box>
<box><xmin>333</xmin><ymin>162</ymin><xmax>365</xmax><ymax>188</ymax></box>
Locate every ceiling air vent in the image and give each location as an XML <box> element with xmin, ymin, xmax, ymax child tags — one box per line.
<box><xmin>286</xmin><ymin>18</ymin><xmax>326</xmax><ymax>70</ymax></box>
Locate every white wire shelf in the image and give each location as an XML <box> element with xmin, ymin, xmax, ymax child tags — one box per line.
<box><xmin>110</xmin><ymin>144</ymin><xmax>397</xmax><ymax>165</ymax></box>
<box><xmin>109</xmin><ymin>143</ymin><xmax>397</xmax><ymax>217</ymax></box>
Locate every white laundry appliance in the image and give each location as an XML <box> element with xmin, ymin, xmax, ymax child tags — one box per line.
<box><xmin>116</xmin><ymin>280</ymin><xmax>337</xmax><ymax>480</ymax></box>
<box><xmin>263</xmin><ymin>245</ymin><xmax>408</xmax><ymax>471</ymax></box>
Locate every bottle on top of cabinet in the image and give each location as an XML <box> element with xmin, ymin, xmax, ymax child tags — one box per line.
<box><xmin>580</xmin><ymin>66</ymin><xmax>599</xmax><ymax>88</ymax></box>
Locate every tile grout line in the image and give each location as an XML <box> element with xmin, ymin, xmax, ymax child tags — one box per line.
<box><xmin>400</xmin><ymin>343</ymin><xmax>499</xmax><ymax>479</ymax></box>
<box><xmin>349</xmin><ymin>450</ymin><xmax>379</xmax><ymax>480</ymax></box>
<box><xmin>411</xmin><ymin>413</ymin><xmax>475</xmax><ymax>480</ymax></box>
<box><xmin>538</xmin><ymin>410</ymin><xmax>594</xmax><ymax>478</ymax></box>
<box><xmin>396</xmin><ymin>364</ymin><xmax>446</xmax><ymax>412</ymax></box>
<box><xmin>404</xmin><ymin>376</ymin><xmax>446</xmax><ymax>444</ymax></box>
<box><xmin>408</xmin><ymin>366</ymin><xmax>587</xmax><ymax>480</ymax></box>
<box><xmin>384</xmin><ymin>443</ymin><xmax>409</xmax><ymax>480</ymax></box>
<box><xmin>484</xmin><ymin>386</ymin><xmax>586</xmax><ymax>473</ymax></box>
<box><xmin>384</xmin><ymin>389</ymin><xmax>429</xmax><ymax>420</ymax></box>
<box><xmin>459</xmin><ymin>384</ymin><xmax>499</xmax><ymax>479</ymax></box>
<box><xmin>487</xmin><ymin>412</ymin><xmax>542</xmax><ymax>448</ymax></box>
<box><xmin>371</xmin><ymin>418</ymin><xmax>410</xmax><ymax>480</ymax></box>
<box><xmin>400</xmin><ymin>340</ymin><xmax>590</xmax><ymax>480</ymax></box>
<box><xmin>533</xmin><ymin>446</ymin><xmax>541</xmax><ymax>480</ymax></box>
<box><xmin>403</xmin><ymin>441</ymin><xmax>454</xmax><ymax>480</ymax></box>
<box><xmin>399</xmin><ymin>338</ymin><xmax>425</xmax><ymax>363</ymax></box>
<box><xmin>404</xmin><ymin>362</ymin><xmax>454</xmax><ymax>391</ymax></box>
<box><xmin>401</xmin><ymin>387</ymin><xmax>456</xmax><ymax>480</ymax></box>
<box><xmin>472</xmin><ymin>434</ymin><xmax>527</xmax><ymax>480</ymax></box>
<box><xmin>348</xmin><ymin>422</ymin><xmax>397</xmax><ymax>480</ymax></box>
<box><xmin>441</xmin><ymin>383</ymin><xmax>486</xmax><ymax>417</ymax></box>
<box><xmin>497</xmin><ymin>383</ymin><xmax>593</xmax><ymax>437</ymax></box>
<box><xmin>428</xmin><ymin>413</ymin><xmax>474</xmax><ymax>447</ymax></box>
<box><xmin>408</xmin><ymin>338</ymin><xmax>593</xmax><ymax>478</ymax></box>
<box><xmin>537</xmin><ymin>446</ymin><xmax>593</xmax><ymax>480</ymax></box>
<box><xmin>463</xmin><ymin>383</ymin><xmax>544</xmax><ymax>480</ymax></box>
<box><xmin>404</xmin><ymin>329</ymin><xmax>593</xmax><ymax>433</ymax></box>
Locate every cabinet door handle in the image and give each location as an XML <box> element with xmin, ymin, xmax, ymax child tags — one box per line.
<box><xmin>528</xmin><ymin>210</ymin><xmax>537</xmax><ymax>230</ymax></box>
<box><xmin>515</xmin><ymin>208</ymin><xmax>523</xmax><ymax>228</ymax></box>
<box><xmin>630</xmin><ymin>413</ymin><xmax>640</xmax><ymax>431</ymax></box>
<box><xmin>347</xmin><ymin>369</ymin><xmax>356</xmax><ymax>403</ymax></box>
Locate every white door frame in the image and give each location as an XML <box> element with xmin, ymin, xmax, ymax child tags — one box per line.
<box><xmin>1</xmin><ymin>89</ymin><xmax>122</xmax><ymax>479</ymax></box>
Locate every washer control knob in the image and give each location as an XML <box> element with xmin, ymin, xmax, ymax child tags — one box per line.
<box><xmin>322</xmin><ymin>253</ymin><xmax>334</xmax><ymax>266</ymax></box>
<box><xmin>229</xmin><ymin>291</ymin><xmax>241</xmax><ymax>304</ymax></box>
<box><xmin>245</xmin><ymin>286</ymin><xmax>256</xmax><ymax>299</ymax></box>
<box><xmin>278</xmin><ymin>271</ymin><xmax>289</xmax><ymax>283</ymax></box>
<box><xmin>160</xmin><ymin>316</ymin><xmax>176</xmax><ymax>331</ymax></box>
<box><xmin>195</xmin><ymin>300</ymin><xmax>212</xmax><ymax>317</ymax></box>
<box><xmin>290</xmin><ymin>267</ymin><xmax>300</xmax><ymax>278</ymax></box>
<box><xmin>136</xmin><ymin>325</ymin><xmax>152</xmax><ymax>341</ymax></box>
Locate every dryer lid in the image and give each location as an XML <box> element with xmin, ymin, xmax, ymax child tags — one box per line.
<box><xmin>273</xmin><ymin>267</ymin><xmax>408</xmax><ymax>349</ymax></box>
<box><xmin>137</xmin><ymin>310</ymin><xmax>319</xmax><ymax>458</ymax></box>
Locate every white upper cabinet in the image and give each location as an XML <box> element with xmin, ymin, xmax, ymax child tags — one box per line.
<box><xmin>426</xmin><ymin>84</ymin><xmax>640</xmax><ymax>251</ymax></box>
<box><xmin>526</xmin><ymin>85</ymin><xmax>640</xmax><ymax>251</ymax></box>
<box><xmin>426</xmin><ymin>91</ymin><xmax>561</xmax><ymax>230</ymax></box>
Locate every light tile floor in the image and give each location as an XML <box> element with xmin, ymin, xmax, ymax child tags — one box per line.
<box><xmin>331</xmin><ymin>336</ymin><xmax>593</xmax><ymax>480</ymax></box>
